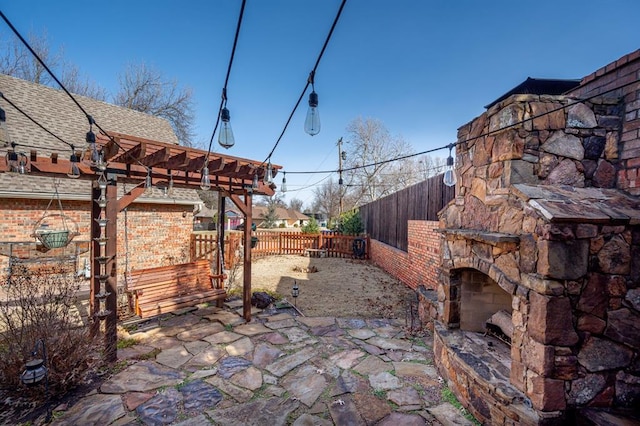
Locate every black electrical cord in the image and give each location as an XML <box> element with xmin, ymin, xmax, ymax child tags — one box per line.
<box><xmin>205</xmin><ymin>0</ymin><xmax>247</xmax><ymax>159</ymax></box>
<box><xmin>281</xmin><ymin>76</ymin><xmax>639</xmax><ymax>176</ymax></box>
<box><xmin>0</xmin><ymin>10</ymin><xmax>147</xmax><ymax>169</ymax></box>
<box><xmin>0</xmin><ymin>92</ymin><xmax>73</xmax><ymax>149</ymax></box>
<box><xmin>262</xmin><ymin>0</ymin><xmax>348</xmax><ymax>165</ymax></box>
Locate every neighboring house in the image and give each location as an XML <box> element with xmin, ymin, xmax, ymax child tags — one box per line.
<box><xmin>252</xmin><ymin>205</ymin><xmax>310</xmax><ymax>228</ymax></box>
<box><xmin>194</xmin><ymin>205</ymin><xmax>243</xmax><ymax>231</ymax></box>
<box><xmin>0</xmin><ymin>74</ymin><xmax>201</xmax><ymax>277</ymax></box>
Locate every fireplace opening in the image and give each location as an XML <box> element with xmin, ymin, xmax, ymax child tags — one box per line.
<box><xmin>460</xmin><ymin>269</ymin><xmax>512</xmax><ymax>342</ymax></box>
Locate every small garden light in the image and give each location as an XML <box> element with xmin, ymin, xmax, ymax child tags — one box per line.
<box><xmin>292</xmin><ymin>281</ymin><xmax>299</xmax><ymax>307</ymax></box>
<box><xmin>20</xmin><ymin>338</ymin><xmax>48</xmax><ymax>387</ymax></box>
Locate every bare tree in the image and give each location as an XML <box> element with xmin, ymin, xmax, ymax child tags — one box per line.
<box><xmin>114</xmin><ymin>62</ymin><xmax>195</xmax><ymax>146</ymax></box>
<box><xmin>311</xmin><ymin>178</ymin><xmax>342</xmax><ymax>221</ymax></box>
<box><xmin>0</xmin><ymin>31</ymin><xmax>107</xmax><ymax>100</ymax></box>
<box><xmin>62</xmin><ymin>65</ymin><xmax>107</xmax><ymax>101</ymax></box>
<box><xmin>342</xmin><ymin>117</ymin><xmax>415</xmax><ymax>205</ymax></box>
<box><xmin>288</xmin><ymin>197</ymin><xmax>304</xmax><ymax>212</ymax></box>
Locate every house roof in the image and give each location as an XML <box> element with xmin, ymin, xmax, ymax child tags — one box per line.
<box><xmin>484</xmin><ymin>77</ymin><xmax>581</xmax><ymax>109</ymax></box>
<box><xmin>0</xmin><ymin>74</ymin><xmax>279</xmax><ymax>200</ymax></box>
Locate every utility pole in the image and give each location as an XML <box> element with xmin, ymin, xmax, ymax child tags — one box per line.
<box><xmin>337</xmin><ymin>137</ymin><xmax>345</xmax><ymax>217</ymax></box>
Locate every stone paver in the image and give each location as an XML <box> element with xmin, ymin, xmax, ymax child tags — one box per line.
<box><xmin>53</xmin><ymin>394</ymin><xmax>125</xmax><ymax>426</ymax></box>
<box><xmin>52</xmin><ymin>306</ymin><xmax>470</xmax><ymax>425</ymax></box>
<box><xmin>100</xmin><ymin>361</ymin><xmax>185</xmax><ymax>393</ymax></box>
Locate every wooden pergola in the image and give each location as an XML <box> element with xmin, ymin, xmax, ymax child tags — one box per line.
<box><xmin>4</xmin><ymin>132</ymin><xmax>280</xmax><ymax>362</ymax></box>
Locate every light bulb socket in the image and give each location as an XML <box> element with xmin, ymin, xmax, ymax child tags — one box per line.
<box><xmin>221</xmin><ymin>107</ymin><xmax>231</xmax><ymax>122</ymax></box>
<box><xmin>308</xmin><ymin>91</ymin><xmax>318</xmax><ymax>107</ymax></box>
<box><xmin>446</xmin><ymin>155</ymin><xmax>454</xmax><ymax>167</ymax></box>
<box><xmin>86</xmin><ymin>130</ymin><xmax>96</xmax><ymax>144</ymax></box>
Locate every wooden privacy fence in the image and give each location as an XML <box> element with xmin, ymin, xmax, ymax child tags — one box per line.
<box><xmin>359</xmin><ymin>174</ymin><xmax>454</xmax><ymax>252</ymax></box>
<box><xmin>190</xmin><ymin>231</ymin><xmax>369</xmax><ymax>268</ymax></box>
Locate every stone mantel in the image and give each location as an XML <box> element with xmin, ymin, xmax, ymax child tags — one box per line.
<box><xmin>438</xmin><ymin>228</ymin><xmax>520</xmax><ymax>246</ymax></box>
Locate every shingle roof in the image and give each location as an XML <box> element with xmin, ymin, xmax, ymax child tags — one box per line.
<box><xmin>252</xmin><ymin>205</ymin><xmax>309</xmax><ymax>222</ymax></box>
<box><xmin>0</xmin><ymin>74</ymin><xmax>202</xmax><ymax>203</ymax></box>
<box><xmin>0</xmin><ymin>73</ymin><xmax>178</xmax><ymax>154</ymax></box>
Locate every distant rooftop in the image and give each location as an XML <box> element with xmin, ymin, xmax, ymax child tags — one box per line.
<box><xmin>485</xmin><ymin>77</ymin><xmax>581</xmax><ymax>109</ymax></box>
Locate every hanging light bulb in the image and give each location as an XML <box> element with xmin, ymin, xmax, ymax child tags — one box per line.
<box><xmin>218</xmin><ymin>107</ymin><xmax>235</xmax><ymax>149</ymax></box>
<box><xmin>6</xmin><ymin>144</ymin><xmax>18</xmax><ymax>173</ymax></box>
<box><xmin>200</xmin><ymin>166</ymin><xmax>211</xmax><ymax>190</ymax></box>
<box><xmin>304</xmin><ymin>71</ymin><xmax>320</xmax><ymax>136</ymax></box>
<box><xmin>144</xmin><ymin>168</ymin><xmax>153</xmax><ymax>196</ymax></box>
<box><xmin>443</xmin><ymin>144</ymin><xmax>457</xmax><ymax>187</ymax></box>
<box><xmin>167</xmin><ymin>173</ymin><xmax>175</xmax><ymax>198</ymax></box>
<box><xmin>263</xmin><ymin>162</ymin><xmax>272</xmax><ymax>184</ymax></box>
<box><xmin>252</xmin><ymin>173</ymin><xmax>259</xmax><ymax>190</ymax></box>
<box><xmin>86</xmin><ymin>115</ymin><xmax>99</xmax><ymax>164</ymax></box>
<box><xmin>304</xmin><ymin>91</ymin><xmax>320</xmax><ymax>136</ymax></box>
<box><xmin>281</xmin><ymin>172</ymin><xmax>287</xmax><ymax>192</ymax></box>
<box><xmin>67</xmin><ymin>149</ymin><xmax>80</xmax><ymax>179</ymax></box>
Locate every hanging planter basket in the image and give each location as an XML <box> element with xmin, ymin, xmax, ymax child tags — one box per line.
<box><xmin>31</xmin><ymin>213</ymin><xmax>80</xmax><ymax>250</ymax></box>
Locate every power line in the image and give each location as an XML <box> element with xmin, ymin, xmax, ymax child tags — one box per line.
<box><xmin>262</xmin><ymin>0</ymin><xmax>348</xmax><ymax>165</ymax></box>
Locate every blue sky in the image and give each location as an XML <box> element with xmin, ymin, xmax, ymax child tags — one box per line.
<box><xmin>2</xmin><ymin>0</ymin><xmax>640</xmax><ymax>208</ymax></box>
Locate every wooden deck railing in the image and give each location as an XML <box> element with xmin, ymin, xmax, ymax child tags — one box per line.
<box><xmin>190</xmin><ymin>231</ymin><xmax>369</xmax><ymax>268</ymax></box>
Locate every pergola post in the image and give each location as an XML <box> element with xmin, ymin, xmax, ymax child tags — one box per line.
<box><xmin>216</xmin><ymin>194</ymin><xmax>225</xmax><ymax>308</ymax></box>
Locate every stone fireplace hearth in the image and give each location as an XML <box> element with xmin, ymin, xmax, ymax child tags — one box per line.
<box><xmin>430</xmin><ymin>60</ymin><xmax>640</xmax><ymax>425</ymax></box>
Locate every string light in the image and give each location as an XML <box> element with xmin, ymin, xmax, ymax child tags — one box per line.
<box><xmin>67</xmin><ymin>146</ymin><xmax>80</xmax><ymax>178</ymax></box>
<box><xmin>218</xmin><ymin>104</ymin><xmax>235</xmax><ymax>149</ymax></box>
<box><xmin>281</xmin><ymin>172</ymin><xmax>287</xmax><ymax>192</ymax></box>
<box><xmin>304</xmin><ymin>72</ymin><xmax>320</xmax><ymax>136</ymax></box>
<box><xmin>252</xmin><ymin>173</ymin><xmax>259</xmax><ymax>190</ymax></box>
<box><xmin>443</xmin><ymin>144</ymin><xmax>456</xmax><ymax>187</ymax></box>
<box><xmin>263</xmin><ymin>162</ymin><xmax>273</xmax><ymax>184</ymax></box>
<box><xmin>200</xmin><ymin>166</ymin><xmax>211</xmax><ymax>190</ymax></box>
<box><xmin>144</xmin><ymin>168</ymin><xmax>153</xmax><ymax>196</ymax></box>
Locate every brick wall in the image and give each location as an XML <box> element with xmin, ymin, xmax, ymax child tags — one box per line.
<box><xmin>369</xmin><ymin>220</ymin><xmax>441</xmax><ymax>290</ymax></box>
<box><xmin>0</xmin><ymin>198</ymin><xmax>194</xmax><ymax>280</ymax></box>
<box><xmin>569</xmin><ymin>49</ymin><xmax>640</xmax><ymax>195</ymax></box>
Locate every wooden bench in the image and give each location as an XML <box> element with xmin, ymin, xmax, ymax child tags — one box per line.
<box><xmin>304</xmin><ymin>248</ymin><xmax>327</xmax><ymax>258</ymax></box>
<box><xmin>127</xmin><ymin>260</ymin><xmax>226</xmax><ymax>318</ymax></box>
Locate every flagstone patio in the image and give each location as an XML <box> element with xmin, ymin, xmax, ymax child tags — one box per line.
<box><xmin>50</xmin><ymin>303</ymin><xmax>476</xmax><ymax>425</ymax></box>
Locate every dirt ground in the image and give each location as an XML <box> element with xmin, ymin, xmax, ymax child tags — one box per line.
<box><xmin>229</xmin><ymin>255</ymin><xmax>418</xmax><ymax>319</ymax></box>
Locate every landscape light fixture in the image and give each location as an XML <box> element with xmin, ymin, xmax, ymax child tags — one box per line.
<box><xmin>304</xmin><ymin>71</ymin><xmax>320</xmax><ymax>136</ymax></box>
<box><xmin>443</xmin><ymin>144</ymin><xmax>457</xmax><ymax>187</ymax></box>
<box><xmin>144</xmin><ymin>168</ymin><xmax>153</xmax><ymax>196</ymax></box>
<box><xmin>281</xmin><ymin>172</ymin><xmax>287</xmax><ymax>192</ymax></box>
<box><xmin>292</xmin><ymin>281</ymin><xmax>299</xmax><ymax>307</ymax></box>
<box><xmin>67</xmin><ymin>147</ymin><xmax>80</xmax><ymax>179</ymax></box>
<box><xmin>20</xmin><ymin>338</ymin><xmax>48</xmax><ymax>387</ymax></box>
<box><xmin>200</xmin><ymin>165</ymin><xmax>211</xmax><ymax>190</ymax></box>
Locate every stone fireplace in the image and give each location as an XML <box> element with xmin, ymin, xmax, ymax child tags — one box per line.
<box><xmin>431</xmin><ymin>56</ymin><xmax>640</xmax><ymax>425</ymax></box>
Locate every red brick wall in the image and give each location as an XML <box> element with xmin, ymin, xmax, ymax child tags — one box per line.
<box><xmin>0</xmin><ymin>199</ymin><xmax>194</xmax><ymax>280</ymax></box>
<box><xmin>369</xmin><ymin>220</ymin><xmax>441</xmax><ymax>290</ymax></box>
<box><xmin>569</xmin><ymin>50</ymin><xmax>640</xmax><ymax>195</ymax></box>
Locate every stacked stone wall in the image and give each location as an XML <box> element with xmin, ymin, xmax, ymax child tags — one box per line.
<box><xmin>437</xmin><ymin>88</ymin><xmax>639</xmax><ymax>423</ymax></box>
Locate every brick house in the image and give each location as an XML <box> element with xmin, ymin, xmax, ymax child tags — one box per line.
<box><xmin>0</xmin><ymin>73</ymin><xmax>201</xmax><ymax>279</ymax></box>
<box><xmin>433</xmin><ymin>50</ymin><xmax>640</xmax><ymax>424</ymax></box>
